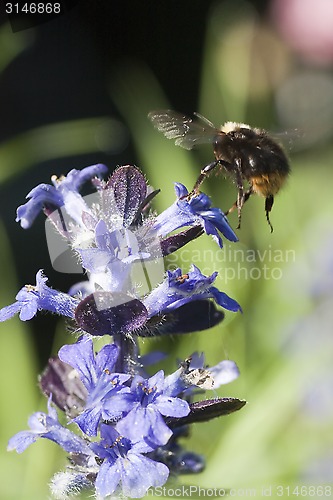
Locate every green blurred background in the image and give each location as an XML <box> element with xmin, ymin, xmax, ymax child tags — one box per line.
<box><xmin>0</xmin><ymin>1</ymin><xmax>333</xmax><ymax>498</ymax></box>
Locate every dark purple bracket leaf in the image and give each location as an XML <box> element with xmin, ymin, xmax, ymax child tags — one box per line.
<box><xmin>105</xmin><ymin>166</ymin><xmax>147</xmax><ymax>227</ymax></box>
<box><xmin>138</xmin><ymin>300</ymin><xmax>224</xmax><ymax>336</ymax></box>
<box><xmin>166</xmin><ymin>398</ymin><xmax>246</xmax><ymax>427</ymax></box>
<box><xmin>75</xmin><ymin>291</ymin><xmax>148</xmax><ymax>336</ymax></box>
<box><xmin>160</xmin><ymin>226</ymin><xmax>203</xmax><ymax>256</ymax></box>
<box><xmin>39</xmin><ymin>356</ymin><xmax>87</xmax><ymax>417</ymax></box>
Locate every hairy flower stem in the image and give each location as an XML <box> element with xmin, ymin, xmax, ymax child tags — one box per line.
<box><xmin>113</xmin><ymin>333</ymin><xmax>140</xmax><ymax>375</ymax></box>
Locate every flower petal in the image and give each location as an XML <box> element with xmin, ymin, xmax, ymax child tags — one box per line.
<box><xmin>95</xmin><ymin>460</ymin><xmax>122</xmax><ymax>498</ymax></box>
<box><xmin>116</xmin><ymin>407</ymin><xmax>172</xmax><ymax>446</ymax></box>
<box><xmin>58</xmin><ymin>337</ymin><xmax>96</xmax><ymax>390</ymax></box>
<box><xmin>210</xmin><ymin>360</ymin><xmax>240</xmax><ymax>387</ymax></box>
<box><xmin>123</xmin><ymin>453</ymin><xmax>169</xmax><ymax>497</ymax></box>
<box><xmin>72</xmin><ymin>406</ymin><xmax>102</xmax><ymax>436</ymax></box>
<box><xmin>7</xmin><ymin>430</ymin><xmax>39</xmax><ymax>453</ymax></box>
<box><xmin>0</xmin><ymin>302</ymin><xmax>21</xmax><ymax>322</ymax></box>
<box><xmin>155</xmin><ymin>395</ymin><xmax>190</xmax><ymax>417</ymax></box>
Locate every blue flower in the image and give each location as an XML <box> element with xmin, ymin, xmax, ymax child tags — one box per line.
<box><xmin>58</xmin><ymin>337</ymin><xmax>130</xmax><ymax>436</ymax></box>
<box><xmin>5</xmin><ymin>164</ymin><xmax>247</xmax><ymax>498</ymax></box>
<box><xmin>152</xmin><ymin>183</ymin><xmax>238</xmax><ymax>247</ymax></box>
<box><xmin>0</xmin><ymin>270</ymin><xmax>78</xmax><ymax>322</ymax></box>
<box><xmin>209</xmin><ymin>359</ymin><xmax>240</xmax><ymax>388</ymax></box>
<box><xmin>77</xmin><ymin>219</ymin><xmax>150</xmax><ymax>294</ymax></box>
<box><xmin>16</xmin><ymin>164</ymin><xmax>108</xmax><ymax>229</ymax></box>
<box><xmin>115</xmin><ymin>370</ymin><xmax>190</xmax><ymax>446</ymax></box>
<box><xmin>144</xmin><ymin>265</ymin><xmax>241</xmax><ymax>317</ymax></box>
<box><xmin>91</xmin><ymin>424</ymin><xmax>169</xmax><ymax>498</ymax></box>
<box><xmin>7</xmin><ymin>397</ymin><xmax>91</xmax><ymax>456</ymax></box>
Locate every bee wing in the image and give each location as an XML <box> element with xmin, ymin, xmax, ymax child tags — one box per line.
<box><xmin>148</xmin><ymin>109</ymin><xmax>219</xmax><ymax>150</ymax></box>
<box><xmin>269</xmin><ymin>128</ymin><xmax>301</xmax><ymax>152</ymax></box>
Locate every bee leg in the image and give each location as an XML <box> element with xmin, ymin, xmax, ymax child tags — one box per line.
<box><xmin>184</xmin><ymin>161</ymin><xmax>218</xmax><ymax>200</ymax></box>
<box><xmin>225</xmin><ymin>187</ymin><xmax>253</xmax><ymax>218</ymax></box>
<box><xmin>235</xmin><ymin>160</ymin><xmax>246</xmax><ymax>228</ymax></box>
<box><xmin>185</xmin><ymin>160</ymin><xmax>229</xmax><ymax>200</ymax></box>
<box><xmin>243</xmin><ymin>187</ymin><xmax>253</xmax><ymax>204</ymax></box>
<box><xmin>224</xmin><ymin>161</ymin><xmax>245</xmax><ymax>229</ymax></box>
<box><xmin>265</xmin><ymin>195</ymin><xmax>274</xmax><ymax>233</ymax></box>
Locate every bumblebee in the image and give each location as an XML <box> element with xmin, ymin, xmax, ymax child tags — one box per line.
<box><xmin>148</xmin><ymin>110</ymin><xmax>291</xmax><ymax>232</ymax></box>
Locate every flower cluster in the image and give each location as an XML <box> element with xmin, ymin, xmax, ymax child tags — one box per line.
<box><xmin>1</xmin><ymin>164</ymin><xmax>245</xmax><ymax>499</ymax></box>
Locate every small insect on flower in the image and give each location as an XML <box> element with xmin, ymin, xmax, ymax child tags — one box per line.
<box><xmin>148</xmin><ymin>110</ymin><xmax>291</xmax><ymax>232</ymax></box>
<box><xmin>179</xmin><ymin>357</ymin><xmax>214</xmax><ymax>391</ymax></box>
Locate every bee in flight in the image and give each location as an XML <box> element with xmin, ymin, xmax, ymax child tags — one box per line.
<box><xmin>148</xmin><ymin>110</ymin><xmax>291</xmax><ymax>232</ymax></box>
